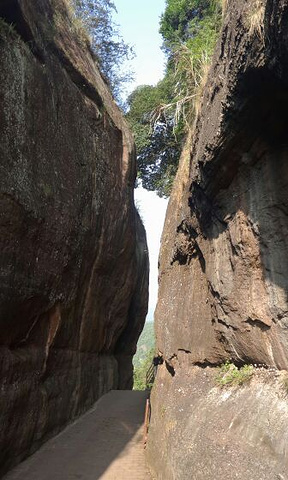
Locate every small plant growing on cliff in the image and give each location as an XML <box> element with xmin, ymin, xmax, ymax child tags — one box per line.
<box><xmin>215</xmin><ymin>361</ymin><xmax>254</xmax><ymax>387</ymax></box>
<box><xmin>0</xmin><ymin>18</ymin><xmax>19</xmax><ymax>40</ymax></box>
<box><xmin>247</xmin><ymin>0</ymin><xmax>265</xmax><ymax>41</ymax></box>
<box><xmin>54</xmin><ymin>5</ymin><xmax>91</xmax><ymax>48</ymax></box>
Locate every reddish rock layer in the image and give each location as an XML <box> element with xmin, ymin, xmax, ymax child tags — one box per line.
<box><xmin>0</xmin><ymin>0</ymin><xmax>148</xmax><ymax>475</ymax></box>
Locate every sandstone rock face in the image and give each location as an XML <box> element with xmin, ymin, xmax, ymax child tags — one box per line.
<box><xmin>0</xmin><ymin>0</ymin><xmax>148</xmax><ymax>475</ymax></box>
<box><xmin>148</xmin><ymin>365</ymin><xmax>288</xmax><ymax>480</ymax></box>
<box><xmin>148</xmin><ymin>0</ymin><xmax>288</xmax><ymax>477</ymax></box>
<box><xmin>156</xmin><ymin>0</ymin><xmax>288</xmax><ymax>370</ymax></box>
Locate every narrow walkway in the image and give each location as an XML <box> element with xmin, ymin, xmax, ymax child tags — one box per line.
<box><xmin>4</xmin><ymin>391</ymin><xmax>152</xmax><ymax>480</ymax></box>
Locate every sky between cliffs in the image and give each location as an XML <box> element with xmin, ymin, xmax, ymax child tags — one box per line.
<box><xmin>113</xmin><ymin>0</ymin><xmax>166</xmax><ymax>91</ymax></box>
<box><xmin>114</xmin><ymin>0</ymin><xmax>168</xmax><ymax>322</ymax></box>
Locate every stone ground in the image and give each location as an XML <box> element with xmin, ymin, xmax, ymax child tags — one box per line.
<box><xmin>4</xmin><ymin>391</ymin><xmax>152</xmax><ymax>480</ymax></box>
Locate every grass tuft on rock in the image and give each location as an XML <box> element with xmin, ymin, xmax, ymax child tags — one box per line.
<box><xmin>247</xmin><ymin>0</ymin><xmax>265</xmax><ymax>41</ymax></box>
<box><xmin>0</xmin><ymin>18</ymin><xmax>19</xmax><ymax>40</ymax></box>
<box><xmin>215</xmin><ymin>361</ymin><xmax>254</xmax><ymax>387</ymax></box>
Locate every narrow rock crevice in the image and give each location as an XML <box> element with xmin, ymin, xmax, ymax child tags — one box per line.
<box><xmin>165</xmin><ymin>361</ymin><xmax>175</xmax><ymax>377</ymax></box>
<box><xmin>244</xmin><ymin>317</ymin><xmax>271</xmax><ymax>331</ymax></box>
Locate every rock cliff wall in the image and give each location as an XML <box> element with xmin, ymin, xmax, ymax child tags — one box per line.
<box><xmin>0</xmin><ymin>0</ymin><xmax>148</xmax><ymax>475</ymax></box>
<box><xmin>147</xmin><ymin>0</ymin><xmax>288</xmax><ymax>478</ymax></box>
<box><xmin>148</xmin><ymin>365</ymin><xmax>288</xmax><ymax>480</ymax></box>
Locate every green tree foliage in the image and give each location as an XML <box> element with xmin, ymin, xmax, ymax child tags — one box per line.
<box><xmin>72</xmin><ymin>0</ymin><xmax>134</xmax><ymax>103</ymax></box>
<box><xmin>171</xmin><ymin>11</ymin><xmax>221</xmax><ymax>125</ymax></box>
<box><xmin>133</xmin><ymin>322</ymin><xmax>155</xmax><ymax>368</ymax></box>
<box><xmin>133</xmin><ymin>347</ymin><xmax>155</xmax><ymax>391</ymax></box>
<box><xmin>215</xmin><ymin>361</ymin><xmax>254</xmax><ymax>387</ymax></box>
<box><xmin>159</xmin><ymin>0</ymin><xmax>217</xmax><ymax>51</ymax></box>
<box><xmin>136</xmin><ymin>119</ymin><xmax>180</xmax><ymax>196</ymax></box>
<box><xmin>133</xmin><ymin>322</ymin><xmax>155</xmax><ymax>391</ymax></box>
<box><xmin>126</xmin><ymin>75</ymin><xmax>182</xmax><ymax>197</ymax></box>
<box><xmin>127</xmin><ymin>0</ymin><xmax>222</xmax><ymax>197</ymax></box>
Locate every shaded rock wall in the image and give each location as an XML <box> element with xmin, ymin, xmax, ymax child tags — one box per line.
<box><xmin>0</xmin><ymin>0</ymin><xmax>148</xmax><ymax>475</ymax></box>
<box><xmin>148</xmin><ymin>0</ymin><xmax>288</xmax><ymax>478</ymax></box>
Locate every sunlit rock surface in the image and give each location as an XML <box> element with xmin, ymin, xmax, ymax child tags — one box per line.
<box><xmin>148</xmin><ymin>0</ymin><xmax>288</xmax><ymax>478</ymax></box>
<box><xmin>0</xmin><ymin>0</ymin><xmax>148</xmax><ymax>475</ymax></box>
<box><xmin>148</xmin><ymin>364</ymin><xmax>288</xmax><ymax>480</ymax></box>
<box><xmin>156</xmin><ymin>0</ymin><xmax>288</xmax><ymax>371</ymax></box>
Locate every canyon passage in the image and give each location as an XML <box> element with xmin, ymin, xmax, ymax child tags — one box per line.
<box><xmin>1</xmin><ymin>0</ymin><xmax>288</xmax><ymax>479</ymax></box>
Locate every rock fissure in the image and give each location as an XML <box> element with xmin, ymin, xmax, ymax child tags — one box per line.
<box><xmin>164</xmin><ymin>360</ymin><xmax>175</xmax><ymax>377</ymax></box>
<box><xmin>217</xmin><ymin>318</ymin><xmax>238</xmax><ymax>331</ymax></box>
<box><xmin>245</xmin><ymin>316</ymin><xmax>271</xmax><ymax>331</ymax></box>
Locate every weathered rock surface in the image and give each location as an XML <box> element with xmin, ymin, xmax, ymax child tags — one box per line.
<box><xmin>0</xmin><ymin>0</ymin><xmax>148</xmax><ymax>475</ymax></box>
<box><xmin>148</xmin><ymin>0</ymin><xmax>288</xmax><ymax>478</ymax></box>
<box><xmin>147</xmin><ymin>364</ymin><xmax>288</xmax><ymax>480</ymax></box>
<box><xmin>156</xmin><ymin>0</ymin><xmax>288</xmax><ymax>370</ymax></box>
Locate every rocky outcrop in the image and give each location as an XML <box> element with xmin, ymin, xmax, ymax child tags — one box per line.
<box><xmin>148</xmin><ymin>365</ymin><xmax>288</xmax><ymax>480</ymax></box>
<box><xmin>156</xmin><ymin>0</ymin><xmax>288</xmax><ymax>370</ymax></box>
<box><xmin>0</xmin><ymin>0</ymin><xmax>148</xmax><ymax>475</ymax></box>
<box><xmin>148</xmin><ymin>0</ymin><xmax>288</xmax><ymax>477</ymax></box>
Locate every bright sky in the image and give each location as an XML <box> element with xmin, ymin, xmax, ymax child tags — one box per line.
<box><xmin>135</xmin><ymin>188</ymin><xmax>168</xmax><ymax>322</ymax></box>
<box><xmin>114</xmin><ymin>0</ymin><xmax>168</xmax><ymax>322</ymax></box>
<box><xmin>114</xmin><ymin>0</ymin><xmax>166</xmax><ymax>92</ymax></box>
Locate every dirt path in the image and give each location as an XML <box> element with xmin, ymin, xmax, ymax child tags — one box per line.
<box><xmin>4</xmin><ymin>391</ymin><xmax>152</xmax><ymax>480</ymax></box>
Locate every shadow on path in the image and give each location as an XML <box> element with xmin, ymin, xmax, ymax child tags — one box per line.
<box><xmin>3</xmin><ymin>390</ymin><xmax>151</xmax><ymax>480</ymax></box>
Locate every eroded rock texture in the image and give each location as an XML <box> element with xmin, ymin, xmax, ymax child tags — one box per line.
<box><xmin>148</xmin><ymin>365</ymin><xmax>288</xmax><ymax>480</ymax></box>
<box><xmin>156</xmin><ymin>0</ymin><xmax>288</xmax><ymax>370</ymax></box>
<box><xmin>0</xmin><ymin>0</ymin><xmax>148</xmax><ymax>475</ymax></box>
<box><xmin>148</xmin><ymin>0</ymin><xmax>288</xmax><ymax>478</ymax></box>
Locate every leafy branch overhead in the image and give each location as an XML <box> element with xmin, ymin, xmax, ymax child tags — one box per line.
<box><xmin>70</xmin><ymin>0</ymin><xmax>135</xmax><ymax>104</ymax></box>
<box><xmin>126</xmin><ymin>0</ymin><xmax>223</xmax><ymax>197</ymax></box>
